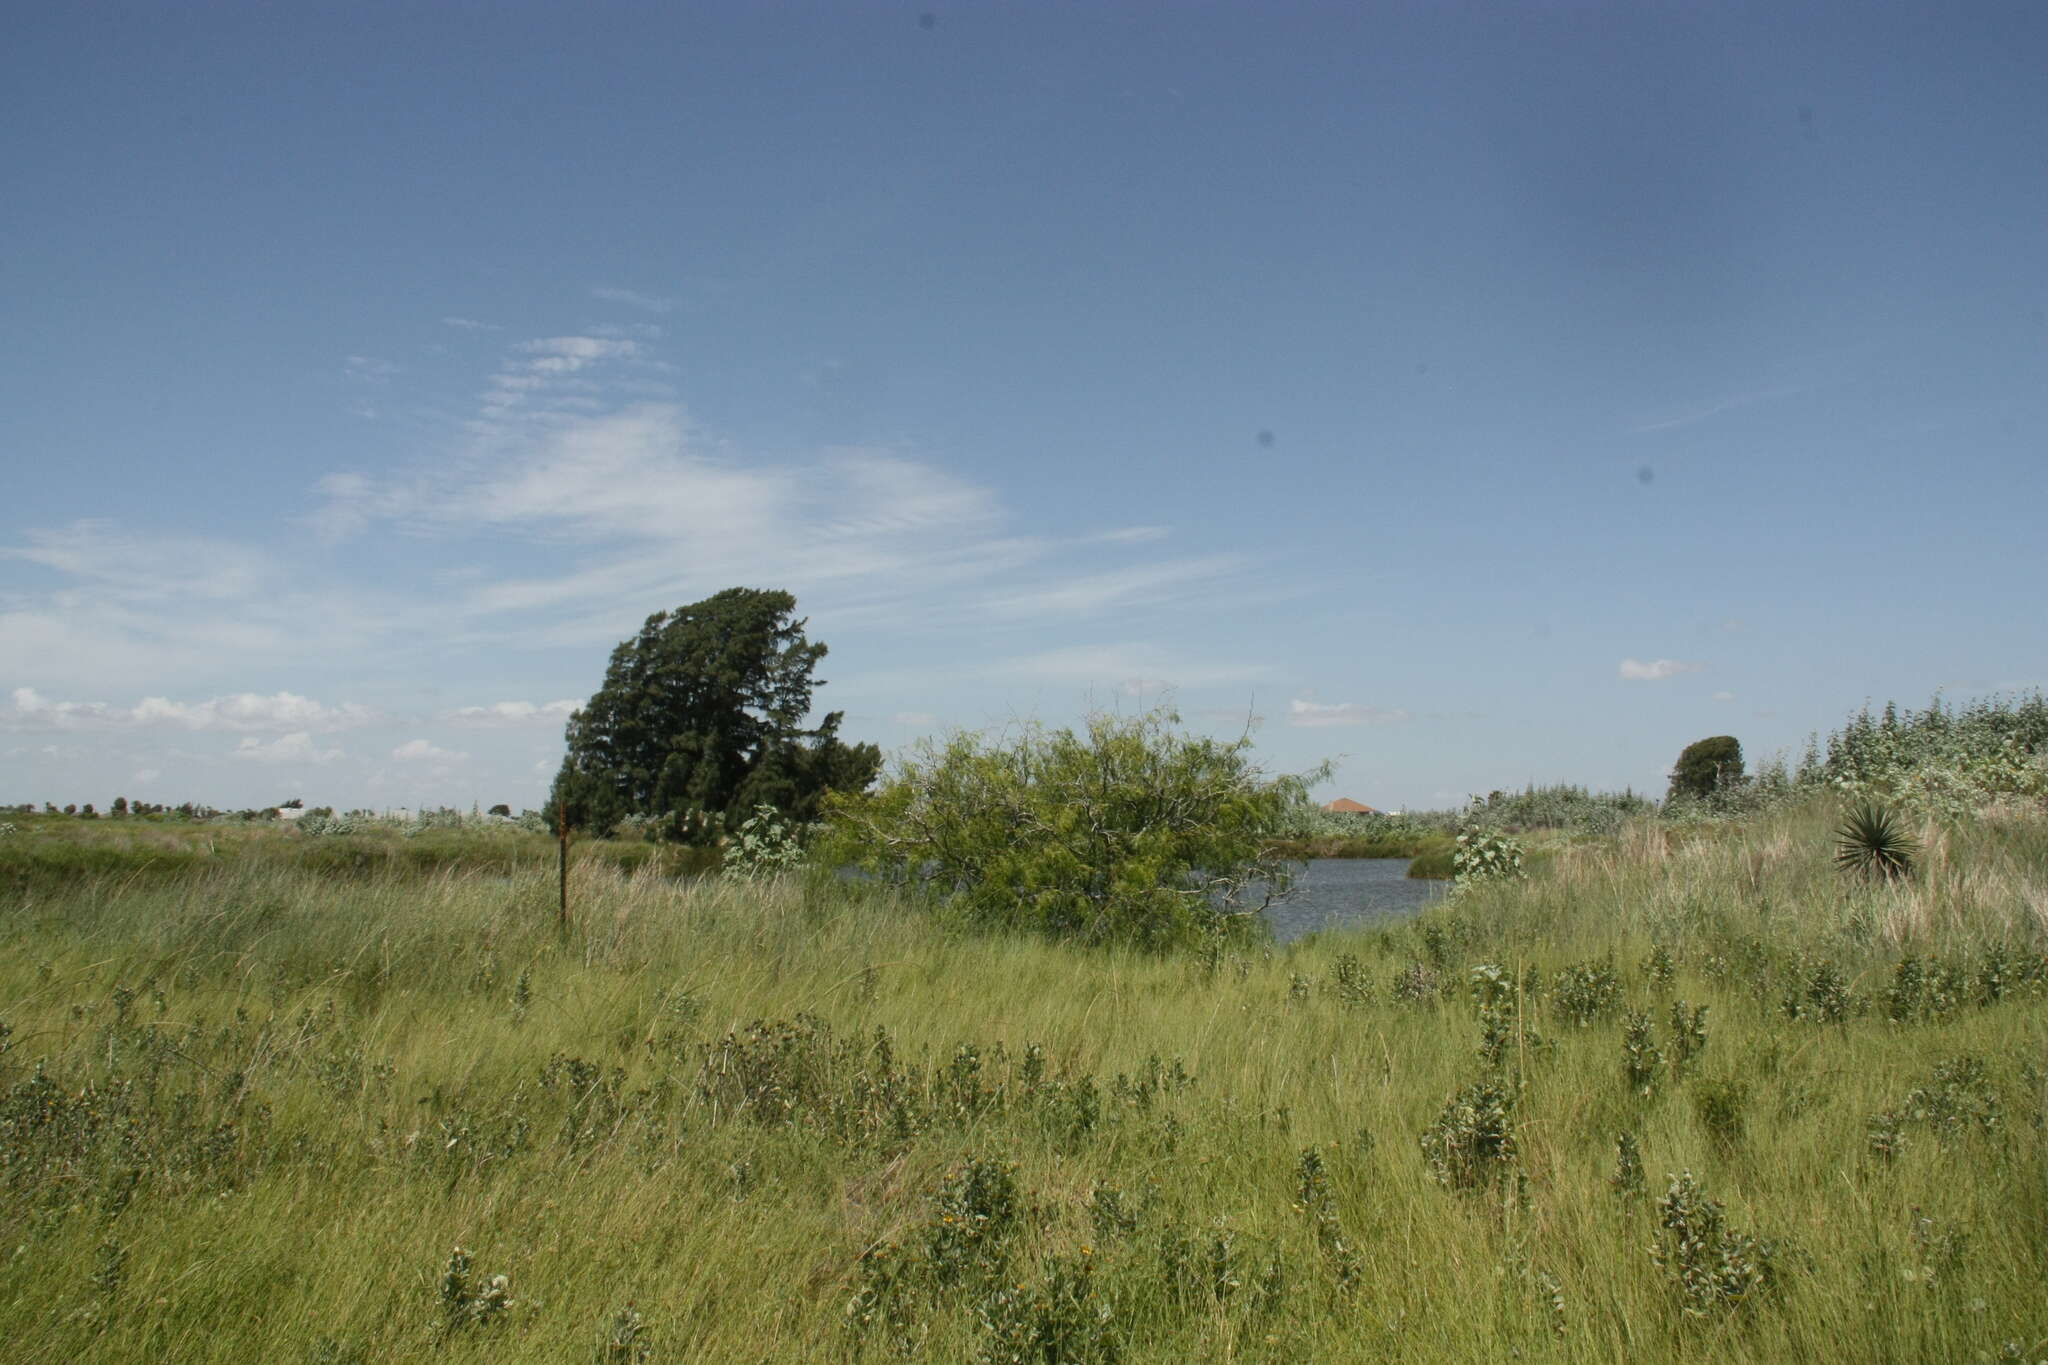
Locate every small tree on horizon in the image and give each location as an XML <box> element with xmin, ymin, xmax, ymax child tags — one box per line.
<box><xmin>1668</xmin><ymin>735</ymin><xmax>1744</xmax><ymax>804</ymax></box>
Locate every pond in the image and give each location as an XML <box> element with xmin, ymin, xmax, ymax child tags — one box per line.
<box><xmin>1260</xmin><ymin>858</ymin><xmax>1447</xmax><ymax>944</ymax></box>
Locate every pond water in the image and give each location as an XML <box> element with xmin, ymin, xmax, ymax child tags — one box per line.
<box><xmin>1260</xmin><ymin>858</ymin><xmax>1447</xmax><ymax>944</ymax></box>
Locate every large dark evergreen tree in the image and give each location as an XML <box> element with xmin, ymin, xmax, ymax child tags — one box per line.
<box><xmin>1666</xmin><ymin>735</ymin><xmax>1744</xmax><ymax>804</ymax></box>
<box><xmin>549</xmin><ymin>588</ymin><xmax>881</xmax><ymax>837</ymax></box>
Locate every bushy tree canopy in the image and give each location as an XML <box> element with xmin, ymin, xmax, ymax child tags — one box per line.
<box><xmin>1667</xmin><ymin>735</ymin><xmax>1743</xmax><ymax>804</ymax></box>
<box><xmin>549</xmin><ymin>588</ymin><xmax>880</xmax><ymax>838</ymax></box>
<box><xmin>827</xmin><ymin>709</ymin><xmax>1312</xmax><ymax>950</ymax></box>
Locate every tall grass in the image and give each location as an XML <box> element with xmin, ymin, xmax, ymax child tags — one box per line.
<box><xmin>0</xmin><ymin>814</ymin><xmax>718</xmax><ymax>890</ymax></box>
<box><xmin>1</xmin><ymin>800</ymin><xmax>2043</xmax><ymax>1361</ymax></box>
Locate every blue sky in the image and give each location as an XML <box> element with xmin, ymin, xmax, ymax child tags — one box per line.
<box><xmin>4</xmin><ymin>1</ymin><xmax>2044</xmax><ymax>813</ymax></box>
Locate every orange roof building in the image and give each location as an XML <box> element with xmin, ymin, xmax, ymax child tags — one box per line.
<box><xmin>1322</xmin><ymin>797</ymin><xmax>1381</xmax><ymax>814</ymax></box>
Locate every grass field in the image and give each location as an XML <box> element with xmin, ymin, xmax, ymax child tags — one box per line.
<box><xmin>1</xmin><ymin>799</ymin><xmax>2043</xmax><ymax>1362</ymax></box>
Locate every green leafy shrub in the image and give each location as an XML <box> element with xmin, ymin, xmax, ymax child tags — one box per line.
<box><xmin>1611</xmin><ymin>1132</ymin><xmax>1645</xmax><ymax>1198</ymax></box>
<box><xmin>1649</xmin><ymin>1172</ymin><xmax>1782</xmax><ymax>1316</ymax></box>
<box><xmin>828</xmin><ymin>708</ymin><xmax>1311</xmax><ymax>950</ymax></box>
<box><xmin>1898</xmin><ymin>1056</ymin><xmax>2001</xmax><ymax>1146</ymax></box>
<box><xmin>1551</xmin><ymin>955</ymin><xmax>1621</xmax><ymax>1026</ymax></box>
<box><xmin>1451</xmin><ymin>830</ymin><xmax>1524</xmax><ymax>886</ymax></box>
<box><xmin>1622</xmin><ymin>1011</ymin><xmax>1663</xmax><ymax>1094</ymax></box>
<box><xmin>1419</xmin><ymin>1077</ymin><xmax>1518</xmax><ymax>1191</ymax></box>
<box><xmin>721</xmin><ymin>804</ymin><xmax>806</xmax><ymax>880</ymax></box>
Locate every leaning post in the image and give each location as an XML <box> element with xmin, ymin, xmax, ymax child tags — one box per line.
<box><xmin>557</xmin><ymin>798</ymin><xmax>570</xmax><ymax>937</ymax></box>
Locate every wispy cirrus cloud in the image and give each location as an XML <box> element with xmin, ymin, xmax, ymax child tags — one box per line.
<box><xmin>4</xmin><ymin>521</ymin><xmax>274</xmax><ymax>603</ymax></box>
<box><xmin>1630</xmin><ymin>383</ymin><xmax>1802</xmax><ymax>434</ymax></box>
<box><xmin>981</xmin><ymin>556</ymin><xmax>1250</xmax><ymax>620</ymax></box>
<box><xmin>300</xmin><ymin>330</ymin><xmax>1261</xmax><ymax>647</ymax></box>
<box><xmin>591</xmin><ymin>286</ymin><xmax>674</xmax><ymax>314</ymax></box>
<box><xmin>232</xmin><ymin>732</ymin><xmax>344</xmax><ymax>765</ymax></box>
<box><xmin>998</xmin><ymin>644</ymin><xmax>1270</xmax><ymax>691</ymax></box>
<box><xmin>444</xmin><ymin>700</ymin><xmax>580</xmax><ymax>726</ymax></box>
<box><xmin>1619</xmin><ymin>657</ymin><xmax>1704</xmax><ymax>682</ymax></box>
<box><xmin>392</xmin><ymin>738</ymin><xmax>465</xmax><ymax>762</ymax></box>
<box><xmin>520</xmin><ymin>335</ymin><xmax>640</xmax><ymax>372</ymax></box>
<box><xmin>1287</xmin><ymin>697</ymin><xmax>1410</xmax><ymax>728</ymax></box>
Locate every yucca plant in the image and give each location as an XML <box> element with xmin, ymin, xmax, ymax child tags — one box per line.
<box><xmin>1833</xmin><ymin>801</ymin><xmax>1917</xmax><ymax>880</ymax></box>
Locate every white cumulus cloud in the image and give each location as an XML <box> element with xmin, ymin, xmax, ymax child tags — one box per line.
<box><xmin>1619</xmin><ymin>658</ymin><xmax>1704</xmax><ymax>682</ymax></box>
<box><xmin>6</xmin><ymin>687</ymin><xmax>373</xmax><ymax>733</ymax></box>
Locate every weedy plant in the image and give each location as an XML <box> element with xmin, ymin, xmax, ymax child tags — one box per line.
<box><xmin>1666</xmin><ymin>1001</ymin><xmax>1708</xmax><ymax>1078</ymax></box>
<box><xmin>596</xmin><ymin>1304</ymin><xmax>653</xmax><ymax>1363</ymax></box>
<box><xmin>1896</xmin><ymin>1056</ymin><xmax>2002</xmax><ymax>1146</ymax></box>
<box><xmin>1649</xmin><ymin>1172</ymin><xmax>1783</xmax><ymax>1317</ymax></box>
<box><xmin>439</xmin><ymin>1246</ymin><xmax>514</xmax><ymax>1337</ymax></box>
<box><xmin>721</xmin><ymin>804</ymin><xmax>808</xmax><ymax>880</ymax></box>
<box><xmin>1611</xmin><ymin>1132</ymin><xmax>1646</xmax><ymax>1199</ymax></box>
<box><xmin>1622</xmin><ymin>1011</ymin><xmax>1664</xmax><ymax>1095</ymax></box>
<box><xmin>1420</xmin><ymin>1078</ymin><xmax>1519</xmax><ymax>1191</ymax></box>
<box><xmin>1552</xmin><ymin>955</ymin><xmax>1622</xmax><ymax>1026</ymax></box>
<box><xmin>1293</xmin><ymin>1147</ymin><xmax>1359</xmax><ymax>1290</ymax></box>
<box><xmin>1452</xmin><ymin>829</ymin><xmax>1526</xmax><ymax>886</ymax></box>
<box><xmin>976</xmin><ymin>1252</ymin><xmax>1119</xmax><ymax>1365</ymax></box>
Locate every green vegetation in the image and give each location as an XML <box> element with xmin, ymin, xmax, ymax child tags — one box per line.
<box><xmin>1</xmin><ymin>789</ymin><xmax>2043</xmax><ymax>1362</ymax></box>
<box><xmin>0</xmin><ymin>809</ymin><xmax>720</xmax><ymax>893</ymax></box>
<box><xmin>1263</xmin><ymin>801</ymin><xmax>1453</xmax><ymax>862</ymax></box>
<box><xmin>549</xmin><ymin>587</ymin><xmax>881</xmax><ymax>840</ymax></box>
<box><xmin>1668</xmin><ymin>735</ymin><xmax>1744</xmax><ymax>804</ymax></box>
<box><xmin>829</xmin><ymin>708</ymin><xmax>1305</xmax><ymax>949</ymax></box>
<box><xmin>1821</xmin><ymin>693</ymin><xmax>2048</xmax><ymax>818</ymax></box>
<box><xmin>3</xmin><ymin>690</ymin><xmax>2044</xmax><ymax>1360</ymax></box>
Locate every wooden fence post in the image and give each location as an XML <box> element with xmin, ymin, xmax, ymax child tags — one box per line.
<box><xmin>557</xmin><ymin>798</ymin><xmax>570</xmax><ymax>936</ymax></box>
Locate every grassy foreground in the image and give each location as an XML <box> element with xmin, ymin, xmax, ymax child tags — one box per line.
<box><xmin>2</xmin><ymin>802</ymin><xmax>2044</xmax><ymax>1362</ymax></box>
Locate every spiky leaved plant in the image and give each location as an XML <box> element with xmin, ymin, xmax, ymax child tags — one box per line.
<box><xmin>1833</xmin><ymin>802</ymin><xmax>1917</xmax><ymax>881</ymax></box>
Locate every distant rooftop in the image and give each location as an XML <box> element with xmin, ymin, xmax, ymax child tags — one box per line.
<box><xmin>1322</xmin><ymin>797</ymin><xmax>1380</xmax><ymax>814</ymax></box>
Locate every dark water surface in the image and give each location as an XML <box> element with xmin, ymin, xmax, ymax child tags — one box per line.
<box><xmin>1261</xmin><ymin>858</ymin><xmax>1447</xmax><ymax>944</ymax></box>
